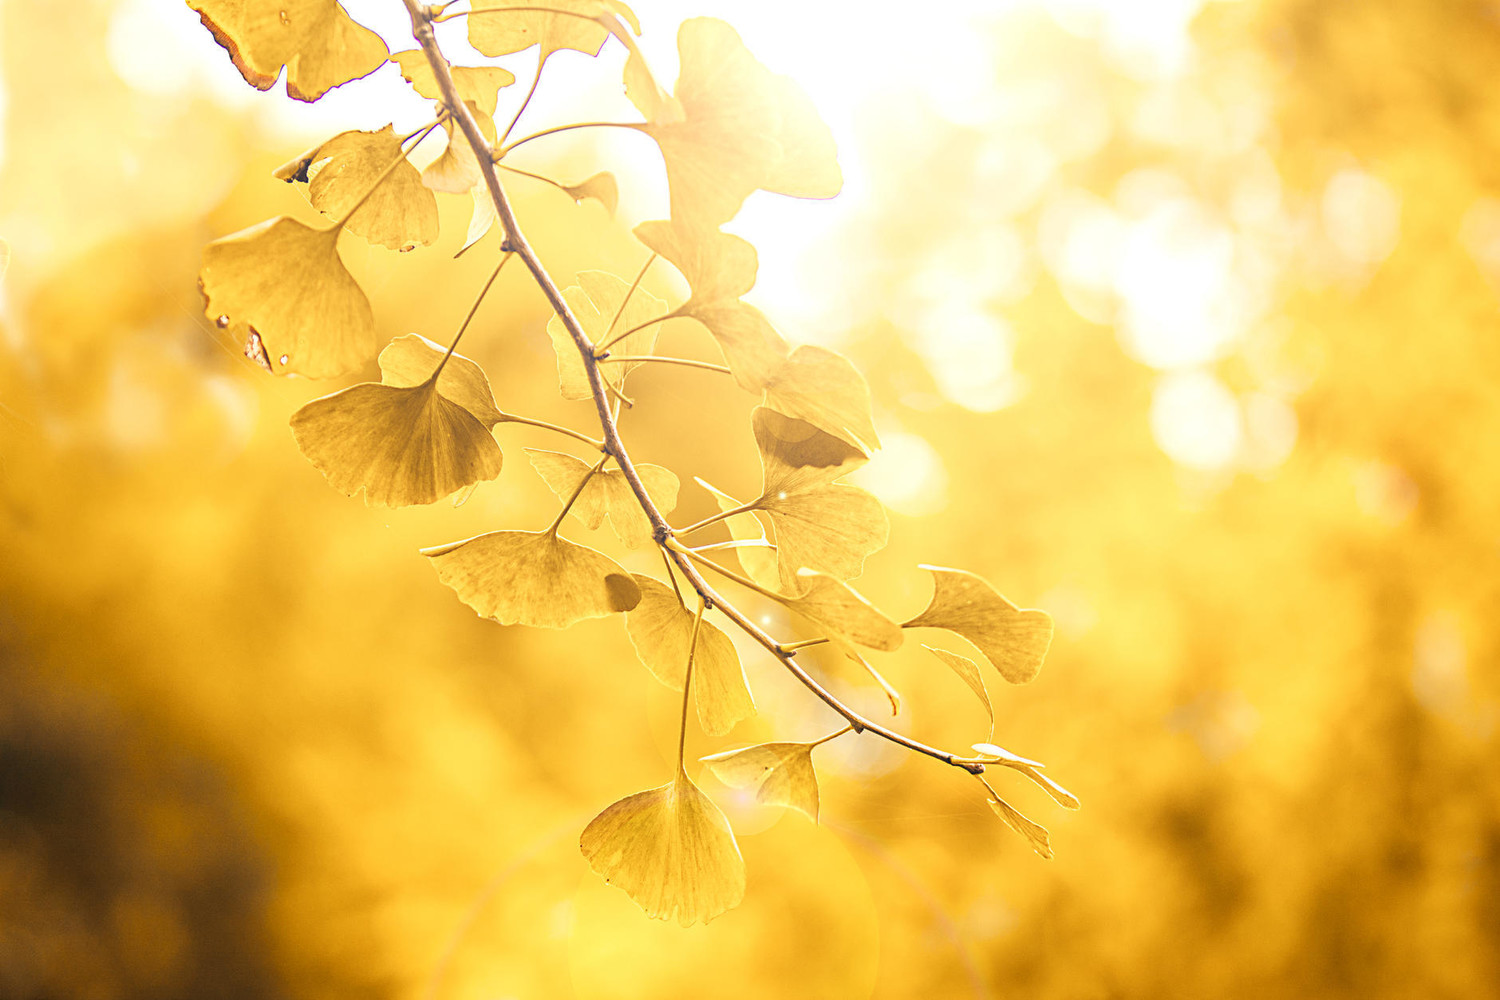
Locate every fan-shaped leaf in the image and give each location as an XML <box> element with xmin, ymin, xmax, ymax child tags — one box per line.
<box><xmin>635</xmin><ymin>219</ymin><xmax>757</xmax><ymax>311</ymax></box>
<box><xmin>562</xmin><ymin>172</ymin><xmax>620</xmax><ymax>214</ymax></box>
<box><xmin>423</xmin><ymin>530</ymin><xmax>641</xmax><ymax>628</ymax></box>
<box><xmin>527</xmin><ymin>449</ymin><xmax>678</xmax><ymax>548</ymax></box>
<box><xmin>925</xmin><ymin>646</ymin><xmax>993</xmax><ymax>740</ymax></box>
<box><xmin>972</xmin><ymin>743</ymin><xmax>1080</xmax><ymax>810</ymax></box>
<box><xmin>702</xmin><ymin>742</ymin><xmax>820</xmax><ymax>821</ymax></box>
<box><xmin>579</xmin><ymin>772</ymin><xmax>744</xmax><ymax>926</ymax></box>
<box><xmin>390</xmin><ymin>51</ymin><xmax>516</xmax><ymax>115</ymax></box>
<box><xmin>378</xmin><ymin>334</ymin><xmax>503</xmax><ymax>427</ymax></box>
<box><xmin>422</xmin><ymin>113</ymin><xmax>498</xmax><ymax>195</ymax></box>
<box><xmin>463</xmin><ymin>190</ymin><xmax>500</xmax><ymax>255</ymax></box>
<box><xmin>691</xmin><ymin>302</ymin><xmax>789</xmax><ymax>393</ymax></box>
<box><xmin>763</xmin><ymin>345</ymin><xmax>880</xmax><ymax>454</ymax></box>
<box><xmin>905</xmin><ymin>566</ymin><xmax>1053</xmax><ymax>684</ymax></box>
<box><xmin>698</xmin><ymin>480</ymin><xmax>780</xmax><ymax>592</ymax></box>
<box><xmin>303</xmin><ymin>126</ymin><xmax>438</xmax><ymax>251</ymax></box>
<box><xmin>469</xmin><ymin>0</ymin><xmax>626</xmax><ymax>63</ymax></box>
<box><xmin>777</xmin><ymin>570</ymin><xmax>902</xmax><ymax>651</ymax></box>
<box><xmin>631</xmin><ymin>18</ymin><xmax>842</xmax><ymax>228</ymax></box>
<box><xmin>189</xmin><ymin>0</ymin><xmax>387</xmax><ymax>102</ymax></box>
<box><xmin>752</xmin><ymin>408</ymin><xmax>867</xmax><ymax>495</ymax></box>
<box><xmin>625</xmin><ymin>576</ymin><xmax>754</xmax><ymax>736</ymax></box>
<box><xmin>988</xmin><ymin>796</ymin><xmax>1053</xmax><ymax>859</ymax></box>
<box><xmin>200</xmin><ymin>216</ymin><xmax>373</xmax><ymax>379</ymax></box>
<box><xmin>290</xmin><ymin>380</ymin><xmax>502</xmax><ymax>507</ymax></box>
<box><xmin>546</xmin><ymin>271</ymin><xmax>666</xmax><ymax>399</ymax></box>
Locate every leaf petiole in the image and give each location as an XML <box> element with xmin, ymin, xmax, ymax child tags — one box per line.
<box><xmin>678</xmin><ymin>500</ymin><xmax>758</xmax><ymax>537</ymax></box>
<box><xmin>497</xmin><ymin>121</ymin><xmax>644</xmax><ymax>159</ymax></box>
<box><xmin>498</xmin><ymin>50</ymin><xmax>544</xmax><ymax>146</ymax></box>
<box><xmin>677</xmin><ymin>601</ymin><xmax>706</xmax><ymax>770</ymax></box>
<box><xmin>432</xmin><ymin>252</ymin><xmax>512</xmax><ymax>379</ymax></box>
<box><xmin>495</xmin><ymin>412</ymin><xmax>604</xmax><ymax>450</ymax></box>
<box><xmin>594</xmin><ymin>311</ymin><xmax>671</xmax><ymax>355</ymax></box>
<box><xmin>598</xmin><ymin>355</ymin><xmax>730</xmax><ymax>375</ymax></box>
<box><xmin>547</xmin><ymin>452</ymin><xmax>611</xmax><ymax>535</ymax></box>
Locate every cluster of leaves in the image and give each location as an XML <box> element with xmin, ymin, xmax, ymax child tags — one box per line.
<box><xmin>189</xmin><ymin>0</ymin><xmax>1075</xmax><ymax>925</ymax></box>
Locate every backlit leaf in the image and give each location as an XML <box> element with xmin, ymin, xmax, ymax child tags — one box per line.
<box><xmin>702</xmin><ymin>742</ymin><xmax>820</xmax><ymax>822</ymax></box>
<box><xmin>752</xmin><ymin>407</ymin><xmax>867</xmax><ymax>496</ymax></box>
<box><xmin>469</xmin><ymin>0</ymin><xmax>624</xmax><ymax>64</ymax></box>
<box><xmin>527</xmin><ymin>449</ymin><xmax>679</xmax><ymax>549</ymax></box>
<box><xmin>188</xmin><ymin>0</ymin><xmax>387</xmax><ymax>102</ymax></box>
<box><xmin>635</xmin><ymin>219</ymin><xmax>757</xmax><ymax>312</ymax></box>
<box><xmin>422</xmin><ymin>113</ymin><xmax>497</xmax><ymax>195</ymax></box>
<box><xmin>304</xmin><ymin>126</ymin><xmax>439</xmax><ymax>251</ymax></box>
<box><xmin>698</xmin><ymin>479</ymin><xmax>780</xmax><ymax>592</ymax></box>
<box><xmin>389</xmin><ymin>51</ymin><xmax>516</xmax><ymax>116</ymax></box>
<box><xmin>763</xmin><ymin>345</ymin><xmax>880</xmax><ymax>454</ymax></box>
<box><xmin>972</xmin><ymin>743</ymin><xmax>1080</xmax><ymax>810</ymax></box>
<box><xmin>289</xmin><ymin>381</ymin><xmax>502</xmax><ymax>507</ymax></box>
<box><xmin>563</xmin><ymin>172</ymin><xmax>620</xmax><ymax>215</ymax></box>
<box><xmin>423</xmin><ymin>530</ymin><xmax>641</xmax><ymax>628</ymax></box>
<box><xmin>691</xmin><ymin>301</ymin><xmax>790</xmax><ymax>393</ymax></box>
<box><xmin>378</xmin><ymin>334</ymin><xmax>504</xmax><ymax>428</ymax></box>
<box><xmin>462</xmin><ymin>190</ymin><xmax>499</xmax><ymax>255</ymax></box>
<box><xmin>776</xmin><ymin>570</ymin><xmax>903</xmax><ymax>651</ymax></box>
<box><xmin>625</xmin><ymin>576</ymin><xmax>754</xmax><ymax>736</ymax></box>
<box><xmin>988</xmin><ymin>796</ymin><xmax>1053</xmax><ymax>859</ymax></box>
<box><xmin>546</xmin><ymin>271</ymin><xmax>666</xmax><ymax>399</ymax></box>
<box><xmin>905</xmin><ymin>566</ymin><xmax>1053</xmax><ymax>684</ymax></box>
<box><xmin>925</xmin><ymin>645</ymin><xmax>993</xmax><ymax>740</ymax></box>
<box><xmin>199</xmin><ymin>216</ymin><xmax>373</xmax><ymax>379</ymax></box>
<box><xmin>630</xmin><ymin>18</ymin><xmax>842</xmax><ymax>229</ymax></box>
<box><xmin>579</xmin><ymin>772</ymin><xmax>744</xmax><ymax>926</ymax></box>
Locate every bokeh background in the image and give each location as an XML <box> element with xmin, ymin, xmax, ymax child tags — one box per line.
<box><xmin>3</xmin><ymin>0</ymin><xmax>1500</xmax><ymax>996</ymax></box>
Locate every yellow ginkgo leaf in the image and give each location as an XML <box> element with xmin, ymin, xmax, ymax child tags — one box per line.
<box><xmin>924</xmin><ymin>645</ymin><xmax>993</xmax><ymax>740</ymax></box>
<box><xmin>189</xmin><ymin>0</ymin><xmax>387</xmax><ymax>102</ymax></box>
<box><xmin>389</xmin><ymin>51</ymin><xmax>516</xmax><ymax>116</ymax></box>
<box><xmin>423</xmin><ymin>530</ymin><xmax>641</xmax><ymax>628</ymax></box>
<box><xmin>701</xmin><ymin>741</ymin><xmax>820</xmax><ymax>822</ymax></box>
<box><xmin>988</xmin><ymin>796</ymin><xmax>1053</xmax><ymax>859</ymax></box>
<box><xmin>691</xmin><ymin>302</ymin><xmax>790</xmax><ymax>393</ymax></box>
<box><xmin>527</xmin><ymin>450</ymin><xmax>678</xmax><ymax>549</ymax></box>
<box><xmin>777</xmin><ymin>570</ymin><xmax>903</xmax><ymax>652</ymax></box>
<box><xmin>763</xmin><ymin>345</ymin><xmax>881</xmax><ymax>454</ymax></box>
<box><xmin>422</xmin><ymin>112</ymin><xmax>498</xmax><ymax>195</ymax></box>
<box><xmin>634</xmin><ymin>219</ymin><xmax>757</xmax><ymax>312</ymax></box>
<box><xmin>378</xmin><ymin>334</ymin><xmax>504</xmax><ymax>427</ymax></box>
<box><xmin>462</xmin><ymin>190</ymin><xmax>500</xmax><ymax>256</ymax></box>
<box><xmin>546</xmin><ymin>271</ymin><xmax>667</xmax><ymax>399</ymax></box>
<box><xmin>752</xmin><ymin>407</ymin><xmax>867</xmax><ymax>496</ymax></box>
<box><xmin>579</xmin><ymin>771</ymin><xmax>744</xmax><ymax>926</ymax></box>
<box><xmin>562</xmin><ymin>172</ymin><xmax>620</xmax><ymax>215</ymax></box>
<box><xmin>698</xmin><ymin>480</ymin><xmax>780</xmax><ymax>592</ymax></box>
<box><xmin>304</xmin><ymin>126</ymin><xmax>439</xmax><ymax>251</ymax></box>
<box><xmin>625</xmin><ymin>576</ymin><xmax>754</xmax><ymax>737</ymax></box>
<box><xmin>200</xmin><ymin>216</ymin><xmax>373</xmax><ymax>379</ymax></box>
<box><xmin>904</xmin><ymin>566</ymin><xmax>1054</xmax><ymax>684</ymax></box>
<box><xmin>289</xmin><ymin>380</ymin><xmax>503</xmax><ymax>507</ymax></box>
<box><xmin>631</xmin><ymin>18</ymin><xmax>842</xmax><ymax>229</ymax></box>
<box><xmin>972</xmin><ymin>742</ymin><xmax>1080</xmax><ymax>809</ymax></box>
<box><xmin>469</xmin><ymin>0</ymin><xmax>630</xmax><ymax>63</ymax></box>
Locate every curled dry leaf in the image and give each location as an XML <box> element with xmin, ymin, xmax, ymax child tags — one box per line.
<box><xmin>763</xmin><ymin>345</ymin><xmax>881</xmax><ymax>454</ymax></box>
<box><xmin>924</xmin><ymin>645</ymin><xmax>993</xmax><ymax>740</ymax></box>
<box><xmin>188</xmin><ymin>0</ymin><xmax>387</xmax><ymax>102</ymax></box>
<box><xmin>423</xmin><ymin>530</ymin><xmax>641</xmax><ymax>628</ymax></box>
<box><xmin>988</xmin><ymin>796</ymin><xmax>1053</xmax><ymax>859</ymax></box>
<box><xmin>629</xmin><ymin>17</ymin><xmax>841</xmax><ymax>229</ymax></box>
<box><xmin>972</xmin><ymin>742</ymin><xmax>1080</xmax><ymax>809</ymax></box>
<box><xmin>579</xmin><ymin>772</ymin><xmax>744</xmax><ymax>926</ymax></box>
<box><xmin>527</xmin><ymin>449</ymin><xmax>679</xmax><ymax>549</ymax></box>
<box><xmin>776</xmin><ymin>570</ymin><xmax>903</xmax><ymax>652</ymax></box>
<box><xmin>625</xmin><ymin>576</ymin><xmax>754</xmax><ymax>737</ymax></box>
<box><xmin>905</xmin><ymin>566</ymin><xmax>1054</xmax><ymax>684</ymax></box>
<box><xmin>698</xmin><ymin>480</ymin><xmax>780</xmax><ymax>592</ymax></box>
<box><xmin>702</xmin><ymin>742</ymin><xmax>820</xmax><ymax>822</ymax></box>
<box><xmin>289</xmin><ymin>381</ymin><xmax>503</xmax><ymax>508</ymax></box>
<box><xmin>547</xmin><ymin>271</ymin><xmax>666</xmax><ymax>399</ymax></box>
<box><xmin>469</xmin><ymin>0</ymin><xmax>635</xmax><ymax>65</ymax></box>
<box><xmin>200</xmin><ymin>216</ymin><xmax>373</xmax><ymax>379</ymax></box>
<box><xmin>378</xmin><ymin>334</ymin><xmax>504</xmax><ymax>427</ymax></box>
<box><xmin>303</xmin><ymin>126</ymin><xmax>439</xmax><ymax>251</ymax></box>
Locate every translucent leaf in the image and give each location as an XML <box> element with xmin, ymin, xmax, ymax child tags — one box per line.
<box><xmin>188</xmin><ymin>0</ymin><xmax>387</xmax><ymax>102</ymax></box>
<box><xmin>304</xmin><ymin>126</ymin><xmax>439</xmax><ymax>251</ymax></box>
<box><xmin>763</xmin><ymin>345</ymin><xmax>880</xmax><ymax>454</ymax></box>
<box><xmin>579</xmin><ymin>772</ymin><xmax>744</xmax><ymax>926</ymax></box>
<box><xmin>702</xmin><ymin>742</ymin><xmax>819</xmax><ymax>822</ymax></box>
<box><xmin>698</xmin><ymin>480</ymin><xmax>780</xmax><ymax>592</ymax></box>
<box><xmin>469</xmin><ymin>0</ymin><xmax>620</xmax><ymax>63</ymax></box>
<box><xmin>988</xmin><ymin>796</ymin><xmax>1053</xmax><ymax>859</ymax></box>
<box><xmin>905</xmin><ymin>566</ymin><xmax>1054</xmax><ymax>684</ymax></box>
<box><xmin>423</xmin><ymin>530</ymin><xmax>642</xmax><ymax>628</ymax></box>
<box><xmin>199</xmin><ymin>216</ymin><xmax>373</xmax><ymax>379</ymax></box>
<box><xmin>972</xmin><ymin>743</ymin><xmax>1080</xmax><ymax>810</ymax></box>
<box><xmin>691</xmin><ymin>301</ymin><xmax>789</xmax><ymax>393</ymax></box>
<box><xmin>632</xmin><ymin>18</ymin><xmax>842</xmax><ymax>229</ymax></box>
<box><xmin>924</xmin><ymin>645</ymin><xmax>993</xmax><ymax>740</ymax></box>
<box><xmin>422</xmin><ymin>113</ymin><xmax>497</xmax><ymax>195</ymax></box>
<box><xmin>289</xmin><ymin>381</ymin><xmax>502</xmax><ymax>507</ymax></box>
<box><xmin>389</xmin><ymin>51</ymin><xmax>516</xmax><ymax>116</ymax></box>
<box><xmin>526</xmin><ymin>449</ymin><xmax>679</xmax><ymax>549</ymax></box>
<box><xmin>635</xmin><ymin>219</ymin><xmax>757</xmax><ymax>312</ymax></box>
<box><xmin>625</xmin><ymin>576</ymin><xmax>754</xmax><ymax>737</ymax></box>
<box><xmin>752</xmin><ymin>407</ymin><xmax>867</xmax><ymax>496</ymax></box>
<box><xmin>462</xmin><ymin>191</ymin><xmax>499</xmax><ymax>255</ymax></box>
<box><xmin>776</xmin><ymin>570</ymin><xmax>903</xmax><ymax>652</ymax></box>
<box><xmin>563</xmin><ymin>172</ymin><xmax>619</xmax><ymax>214</ymax></box>
<box><xmin>378</xmin><ymin>334</ymin><xmax>503</xmax><ymax>428</ymax></box>
<box><xmin>546</xmin><ymin>271</ymin><xmax>667</xmax><ymax>399</ymax></box>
